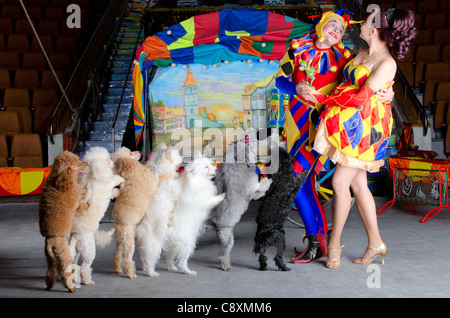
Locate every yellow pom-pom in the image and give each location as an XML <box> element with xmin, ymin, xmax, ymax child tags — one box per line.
<box><xmin>330</xmin><ymin>65</ymin><xmax>337</xmax><ymax>72</ymax></box>
<box><xmin>305</xmin><ymin>145</ymin><xmax>312</xmax><ymax>152</ymax></box>
<box><xmin>344</xmin><ymin>50</ymin><xmax>351</xmax><ymax>58</ymax></box>
<box><xmin>291</xmin><ymin>41</ymin><xmax>300</xmax><ymax>49</ymax></box>
<box><xmin>338</xmin><ymin>42</ymin><xmax>345</xmax><ymax>49</ymax></box>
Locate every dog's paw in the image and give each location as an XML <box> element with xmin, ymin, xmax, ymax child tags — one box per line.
<box><xmin>259</xmin><ymin>177</ymin><xmax>272</xmax><ymax>191</ymax></box>
<box><xmin>146</xmin><ymin>271</ymin><xmax>160</xmax><ymax>278</ymax></box>
<box><xmin>127</xmin><ymin>273</ymin><xmax>137</xmax><ymax>279</ymax></box>
<box><xmin>185</xmin><ymin>270</ymin><xmax>197</xmax><ymax>276</ymax></box>
<box><xmin>82</xmin><ymin>280</ymin><xmax>95</xmax><ymax>285</ymax></box>
<box><xmin>111</xmin><ymin>188</ymin><xmax>120</xmax><ymax>199</ymax></box>
<box><xmin>168</xmin><ymin>266</ymin><xmax>178</xmax><ymax>272</ymax></box>
<box><xmin>77</xmin><ymin>200</ymin><xmax>88</xmax><ymax>211</ymax></box>
<box><xmin>220</xmin><ymin>262</ymin><xmax>232</xmax><ymax>272</ymax></box>
<box><xmin>66</xmin><ymin>286</ymin><xmax>77</xmax><ymax>293</ymax></box>
<box><xmin>217</xmin><ymin>192</ymin><xmax>226</xmax><ymax>203</ymax></box>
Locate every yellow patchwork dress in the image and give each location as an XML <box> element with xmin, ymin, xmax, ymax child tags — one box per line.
<box><xmin>313</xmin><ymin>60</ymin><xmax>393</xmax><ymax>172</ymax></box>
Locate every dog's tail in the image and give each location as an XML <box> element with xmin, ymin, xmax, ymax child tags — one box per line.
<box><xmin>94</xmin><ymin>227</ymin><xmax>115</xmax><ymax>248</ymax></box>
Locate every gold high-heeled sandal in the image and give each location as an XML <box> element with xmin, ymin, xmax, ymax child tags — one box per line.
<box><xmin>353</xmin><ymin>243</ymin><xmax>387</xmax><ymax>265</ymax></box>
<box><xmin>326</xmin><ymin>245</ymin><xmax>344</xmax><ymax>269</ymax></box>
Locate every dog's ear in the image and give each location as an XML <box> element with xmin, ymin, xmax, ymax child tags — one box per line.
<box><xmin>130</xmin><ymin>151</ymin><xmax>141</xmax><ymax>161</ymax></box>
<box><xmin>78</xmin><ymin>160</ymin><xmax>87</xmax><ymax>170</ymax></box>
<box><xmin>114</xmin><ymin>158</ymin><xmax>126</xmax><ymax>174</ymax></box>
<box><xmin>90</xmin><ymin>161</ymin><xmax>101</xmax><ymax>180</ymax></box>
<box><xmin>106</xmin><ymin>158</ymin><xmax>114</xmax><ymax>168</ymax></box>
<box><xmin>165</xmin><ymin>146</ymin><xmax>173</xmax><ymax>161</ymax></box>
<box><xmin>55</xmin><ymin>165</ymin><xmax>70</xmax><ymax>191</ymax></box>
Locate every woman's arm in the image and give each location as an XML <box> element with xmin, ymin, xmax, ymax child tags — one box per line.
<box><xmin>365</xmin><ymin>58</ymin><xmax>397</xmax><ymax>91</ymax></box>
<box><xmin>303</xmin><ymin>59</ymin><xmax>397</xmax><ymax>107</ymax></box>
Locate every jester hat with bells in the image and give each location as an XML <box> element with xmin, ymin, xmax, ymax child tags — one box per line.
<box><xmin>309</xmin><ymin>9</ymin><xmax>361</xmax><ymax>44</ymax></box>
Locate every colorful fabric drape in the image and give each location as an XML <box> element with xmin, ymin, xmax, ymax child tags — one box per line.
<box><xmin>132</xmin><ymin>62</ymin><xmax>145</xmax><ymax>147</ymax></box>
<box><xmin>0</xmin><ymin>167</ymin><xmax>52</xmax><ymax>196</ymax></box>
<box><xmin>132</xmin><ymin>7</ymin><xmax>312</xmax><ymax>150</ymax></box>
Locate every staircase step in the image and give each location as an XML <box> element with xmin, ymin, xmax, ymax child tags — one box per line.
<box><xmin>112</xmin><ymin>54</ymin><xmax>134</xmax><ymax>62</ymax></box>
<box><xmin>116</xmin><ymin>43</ymin><xmax>136</xmax><ymax>51</ymax></box>
<box><xmin>89</xmin><ymin>120</ymin><xmax>127</xmax><ymax>131</ymax></box>
<box><xmin>110</xmin><ymin>59</ymin><xmax>133</xmax><ymax>68</ymax></box>
<box><xmin>103</xmin><ymin>102</ymin><xmax>132</xmax><ymax>112</ymax></box>
<box><xmin>111</xmin><ymin>73</ymin><xmax>133</xmax><ymax>82</ymax></box>
<box><xmin>104</xmin><ymin>95</ymin><xmax>133</xmax><ymax>104</ymax></box>
<box><xmin>98</xmin><ymin>111</ymin><xmax>130</xmax><ymax>121</ymax></box>
<box><xmin>111</xmin><ymin>67</ymin><xmax>133</xmax><ymax>75</ymax></box>
<box><xmin>79</xmin><ymin>140</ymin><xmax>123</xmax><ymax>154</ymax></box>
<box><xmin>107</xmin><ymin>87</ymin><xmax>133</xmax><ymax>96</ymax></box>
<box><xmin>119</xmin><ymin>31</ymin><xmax>142</xmax><ymax>38</ymax></box>
<box><xmin>88</xmin><ymin>129</ymin><xmax>125</xmax><ymax>141</ymax></box>
<box><xmin>108</xmin><ymin>80</ymin><xmax>133</xmax><ymax>89</ymax></box>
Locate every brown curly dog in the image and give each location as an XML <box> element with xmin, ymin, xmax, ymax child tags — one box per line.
<box><xmin>107</xmin><ymin>147</ymin><xmax>161</xmax><ymax>279</ymax></box>
<box><xmin>38</xmin><ymin>151</ymin><xmax>87</xmax><ymax>293</ymax></box>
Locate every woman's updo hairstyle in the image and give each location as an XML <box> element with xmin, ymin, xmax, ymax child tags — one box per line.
<box><xmin>378</xmin><ymin>8</ymin><xmax>417</xmax><ymax>60</ymax></box>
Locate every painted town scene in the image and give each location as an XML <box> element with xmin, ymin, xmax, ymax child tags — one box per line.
<box><xmin>148</xmin><ymin>60</ymin><xmax>288</xmax><ymax>158</ymax></box>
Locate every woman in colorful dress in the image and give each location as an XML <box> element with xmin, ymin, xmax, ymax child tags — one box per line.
<box><xmin>301</xmin><ymin>8</ymin><xmax>416</xmax><ymax>268</ymax></box>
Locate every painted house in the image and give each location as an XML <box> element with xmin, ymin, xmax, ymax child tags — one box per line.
<box><xmin>242</xmin><ymin>75</ymin><xmax>276</xmax><ymax>129</ymax></box>
<box><xmin>151</xmin><ymin>105</ymin><xmax>186</xmax><ymax>135</ymax></box>
<box><xmin>233</xmin><ymin>111</ymin><xmax>244</xmax><ymax>129</ymax></box>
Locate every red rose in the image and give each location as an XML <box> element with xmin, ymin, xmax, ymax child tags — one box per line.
<box><xmin>301</xmin><ymin>51</ymin><xmax>311</xmax><ymax>63</ymax></box>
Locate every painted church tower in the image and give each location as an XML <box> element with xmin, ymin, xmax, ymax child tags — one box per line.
<box><xmin>183</xmin><ymin>65</ymin><xmax>198</xmax><ymax>128</ymax></box>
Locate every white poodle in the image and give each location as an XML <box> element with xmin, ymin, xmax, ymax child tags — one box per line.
<box><xmin>164</xmin><ymin>154</ymin><xmax>225</xmax><ymax>276</ymax></box>
<box><xmin>135</xmin><ymin>144</ymin><xmax>183</xmax><ymax>277</ymax></box>
<box><xmin>69</xmin><ymin>146</ymin><xmax>124</xmax><ymax>285</ymax></box>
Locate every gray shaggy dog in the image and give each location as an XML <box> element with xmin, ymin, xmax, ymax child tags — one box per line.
<box><xmin>253</xmin><ymin>146</ymin><xmax>308</xmax><ymax>271</ymax></box>
<box><xmin>209</xmin><ymin>131</ymin><xmax>271</xmax><ymax>271</ymax></box>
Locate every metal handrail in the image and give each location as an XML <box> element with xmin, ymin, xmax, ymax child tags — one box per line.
<box><xmin>48</xmin><ymin>0</ymin><xmax>129</xmax><ymax>145</ymax></box>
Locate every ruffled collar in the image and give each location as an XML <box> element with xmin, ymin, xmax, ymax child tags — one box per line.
<box><xmin>289</xmin><ymin>36</ymin><xmax>351</xmax><ymax>75</ymax></box>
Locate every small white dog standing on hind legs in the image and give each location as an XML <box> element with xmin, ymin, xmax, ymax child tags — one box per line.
<box><xmin>69</xmin><ymin>146</ymin><xmax>124</xmax><ymax>285</ymax></box>
<box><xmin>164</xmin><ymin>153</ymin><xmax>226</xmax><ymax>276</ymax></box>
<box><xmin>135</xmin><ymin>143</ymin><xmax>183</xmax><ymax>277</ymax></box>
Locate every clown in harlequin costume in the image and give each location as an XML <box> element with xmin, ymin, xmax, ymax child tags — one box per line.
<box><xmin>275</xmin><ymin>10</ymin><xmax>358</xmax><ymax>263</ymax></box>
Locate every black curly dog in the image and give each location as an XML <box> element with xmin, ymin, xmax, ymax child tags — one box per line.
<box><xmin>253</xmin><ymin>146</ymin><xmax>308</xmax><ymax>271</ymax></box>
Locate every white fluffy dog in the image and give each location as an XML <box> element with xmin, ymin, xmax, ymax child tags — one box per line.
<box><xmin>69</xmin><ymin>146</ymin><xmax>124</xmax><ymax>285</ymax></box>
<box><xmin>136</xmin><ymin>144</ymin><xmax>183</xmax><ymax>277</ymax></box>
<box><xmin>164</xmin><ymin>154</ymin><xmax>225</xmax><ymax>276</ymax></box>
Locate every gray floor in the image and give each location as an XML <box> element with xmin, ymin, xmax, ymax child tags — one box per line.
<box><xmin>1</xmin><ymin>193</ymin><xmax>450</xmax><ymax>299</ymax></box>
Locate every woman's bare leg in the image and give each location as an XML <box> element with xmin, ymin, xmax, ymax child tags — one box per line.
<box><xmin>351</xmin><ymin>169</ymin><xmax>384</xmax><ymax>260</ymax></box>
<box><xmin>328</xmin><ymin>164</ymin><xmax>358</xmax><ymax>264</ymax></box>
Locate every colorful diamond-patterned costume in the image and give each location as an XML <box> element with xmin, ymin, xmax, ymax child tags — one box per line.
<box><xmin>313</xmin><ymin>60</ymin><xmax>393</xmax><ymax>172</ymax></box>
<box><xmin>275</xmin><ymin>34</ymin><xmax>354</xmax><ymax>239</ymax></box>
